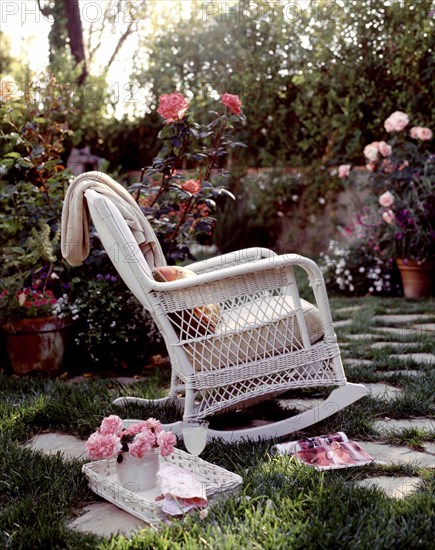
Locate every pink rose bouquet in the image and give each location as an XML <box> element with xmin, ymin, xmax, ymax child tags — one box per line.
<box><xmin>85</xmin><ymin>415</ymin><xmax>177</xmax><ymax>462</ymax></box>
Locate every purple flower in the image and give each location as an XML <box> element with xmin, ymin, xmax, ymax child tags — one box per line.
<box><xmin>96</xmin><ymin>274</ymin><xmax>103</xmax><ymax>280</ymax></box>
<box><xmin>395</xmin><ymin>232</ymin><xmax>404</xmax><ymax>240</ymax></box>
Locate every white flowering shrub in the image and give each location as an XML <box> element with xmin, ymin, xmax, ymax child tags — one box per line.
<box><xmin>320</xmin><ymin>241</ymin><xmax>401</xmax><ymax>296</ymax></box>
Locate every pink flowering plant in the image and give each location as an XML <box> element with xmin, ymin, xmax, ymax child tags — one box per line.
<box><xmin>131</xmin><ymin>91</ymin><xmax>246</xmax><ymax>263</ymax></box>
<box><xmin>85</xmin><ymin>415</ymin><xmax>177</xmax><ymax>462</ymax></box>
<box><xmin>339</xmin><ymin>111</ymin><xmax>434</xmax><ymax>264</ymax></box>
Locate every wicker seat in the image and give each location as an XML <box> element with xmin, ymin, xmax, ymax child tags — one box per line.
<box><xmin>64</xmin><ymin>175</ymin><xmax>368</xmax><ymax>441</ymax></box>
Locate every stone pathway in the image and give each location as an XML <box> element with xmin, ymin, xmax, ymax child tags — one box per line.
<box><xmin>354</xmin><ymin>476</ymin><xmax>423</xmax><ymax>499</ymax></box>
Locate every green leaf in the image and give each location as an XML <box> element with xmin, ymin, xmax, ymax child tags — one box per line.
<box><xmin>4</xmin><ymin>152</ymin><xmax>21</xmax><ymax>159</ymax></box>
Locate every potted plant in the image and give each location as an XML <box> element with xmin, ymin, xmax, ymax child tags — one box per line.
<box><xmin>338</xmin><ymin>111</ymin><xmax>434</xmax><ymax>298</ymax></box>
<box><xmin>0</xmin><ymin>273</ymin><xmax>74</xmax><ymax>376</ymax></box>
<box><xmin>0</xmin><ymin>76</ymin><xmax>79</xmax><ymax>373</ymax></box>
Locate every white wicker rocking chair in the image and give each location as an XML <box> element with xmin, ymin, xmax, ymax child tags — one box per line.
<box><xmin>62</xmin><ymin>173</ymin><xmax>367</xmax><ymax>442</ymax></box>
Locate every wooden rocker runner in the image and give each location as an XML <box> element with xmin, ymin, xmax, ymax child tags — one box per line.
<box><xmin>61</xmin><ymin>172</ymin><xmax>368</xmax><ymax>442</ymax></box>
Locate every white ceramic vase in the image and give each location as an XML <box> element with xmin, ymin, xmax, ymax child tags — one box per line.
<box><xmin>116</xmin><ymin>450</ymin><xmax>160</xmax><ymax>492</ymax></box>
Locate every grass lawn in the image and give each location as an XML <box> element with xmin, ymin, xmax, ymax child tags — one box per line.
<box><xmin>0</xmin><ymin>296</ymin><xmax>434</xmax><ymax>549</ymax></box>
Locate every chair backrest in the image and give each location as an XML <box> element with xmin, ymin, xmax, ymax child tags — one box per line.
<box><xmin>84</xmin><ymin>188</ymin><xmax>155</xmax><ymax>310</ymax></box>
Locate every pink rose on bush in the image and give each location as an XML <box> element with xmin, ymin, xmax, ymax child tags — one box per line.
<box><xmin>378</xmin><ymin>141</ymin><xmax>392</xmax><ymax>157</ymax></box>
<box><xmin>410</xmin><ymin>126</ymin><xmax>433</xmax><ymax>141</ymax></box>
<box><xmin>220</xmin><ymin>92</ymin><xmax>242</xmax><ymax>115</ymax></box>
<box><xmin>363</xmin><ymin>142</ymin><xmax>380</xmax><ymax>162</ymax></box>
<box><xmin>85</xmin><ymin>433</ymin><xmax>122</xmax><ymax>460</ymax></box>
<box><xmin>157</xmin><ymin>430</ymin><xmax>177</xmax><ymax>457</ymax></box>
<box><xmin>384</xmin><ymin>111</ymin><xmax>409</xmax><ymax>132</ymax></box>
<box><xmin>100</xmin><ymin>414</ymin><xmax>124</xmax><ymax>436</ymax></box>
<box><xmin>338</xmin><ymin>164</ymin><xmax>351</xmax><ymax>178</ymax></box>
<box><xmin>379</xmin><ymin>191</ymin><xmax>394</xmax><ymax>208</ymax></box>
<box><xmin>181</xmin><ymin>179</ymin><xmax>201</xmax><ymax>194</ymax></box>
<box><xmin>382</xmin><ymin>210</ymin><xmax>395</xmax><ymax>224</ymax></box>
<box><xmin>157</xmin><ymin>92</ymin><xmax>189</xmax><ymax>124</ymax></box>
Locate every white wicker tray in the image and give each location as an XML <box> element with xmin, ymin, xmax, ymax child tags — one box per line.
<box><xmin>82</xmin><ymin>448</ymin><xmax>243</xmax><ymax>525</ymax></box>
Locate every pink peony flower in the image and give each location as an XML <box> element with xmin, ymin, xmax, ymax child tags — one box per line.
<box><xmin>129</xmin><ymin>430</ymin><xmax>154</xmax><ymax>458</ymax></box>
<box><xmin>382</xmin><ymin>210</ymin><xmax>395</xmax><ymax>224</ymax></box>
<box><xmin>378</xmin><ymin>141</ymin><xmax>392</xmax><ymax>157</ymax></box>
<box><xmin>410</xmin><ymin>126</ymin><xmax>433</xmax><ymax>141</ymax></box>
<box><xmin>85</xmin><ymin>432</ymin><xmax>122</xmax><ymax>460</ymax></box>
<box><xmin>157</xmin><ymin>92</ymin><xmax>189</xmax><ymax>124</ymax></box>
<box><xmin>363</xmin><ymin>142</ymin><xmax>380</xmax><ymax>162</ymax></box>
<box><xmin>181</xmin><ymin>179</ymin><xmax>201</xmax><ymax>194</ymax></box>
<box><xmin>379</xmin><ymin>191</ymin><xmax>394</xmax><ymax>208</ymax></box>
<box><xmin>220</xmin><ymin>92</ymin><xmax>242</xmax><ymax>115</ymax></box>
<box><xmin>100</xmin><ymin>414</ymin><xmax>124</xmax><ymax>436</ymax></box>
<box><xmin>338</xmin><ymin>164</ymin><xmax>351</xmax><ymax>178</ymax></box>
<box><xmin>157</xmin><ymin>430</ymin><xmax>177</xmax><ymax>457</ymax></box>
<box><xmin>384</xmin><ymin>111</ymin><xmax>409</xmax><ymax>132</ymax></box>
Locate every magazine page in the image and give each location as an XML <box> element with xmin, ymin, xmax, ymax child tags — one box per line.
<box><xmin>271</xmin><ymin>433</ymin><xmax>375</xmax><ymax>470</ymax></box>
<box><xmin>271</xmin><ymin>432</ymin><xmax>348</xmax><ymax>455</ymax></box>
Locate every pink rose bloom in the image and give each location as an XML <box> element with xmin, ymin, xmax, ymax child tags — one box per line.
<box><xmin>100</xmin><ymin>414</ymin><xmax>124</xmax><ymax>436</ymax></box>
<box><xmin>363</xmin><ymin>142</ymin><xmax>380</xmax><ymax>162</ymax></box>
<box><xmin>181</xmin><ymin>179</ymin><xmax>201</xmax><ymax>194</ymax></box>
<box><xmin>157</xmin><ymin>92</ymin><xmax>189</xmax><ymax>124</ymax></box>
<box><xmin>157</xmin><ymin>430</ymin><xmax>177</xmax><ymax>457</ymax></box>
<box><xmin>338</xmin><ymin>164</ymin><xmax>351</xmax><ymax>178</ymax></box>
<box><xmin>379</xmin><ymin>191</ymin><xmax>394</xmax><ymax>208</ymax></box>
<box><xmin>220</xmin><ymin>92</ymin><xmax>242</xmax><ymax>115</ymax></box>
<box><xmin>129</xmin><ymin>430</ymin><xmax>154</xmax><ymax>458</ymax></box>
<box><xmin>144</xmin><ymin>417</ymin><xmax>163</xmax><ymax>434</ymax></box>
<box><xmin>384</xmin><ymin>111</ymin><xmax>409</xmax><ymax>132</ymax></box>
<box><xmin>124</xmin><ymin>421</ymin><xmax>149</xmax><ymax>436</ymax></box>
<box><xmin>378</xmin><ymin>141</ymin><xmax>392</xmax><ymax>157</ymax></box>
<box><xmin>382</xmin><ymin>210</ymin><xmax>395</xmax><ymax>224</ymax></box>
<box><xmin>410</xmin><ymin>126</ymin><xmax>433</xmax><ymax>141</ymax></box>
<box><xmin>85</xmin><ymin>432</ymin><xmax>122</xmax><ymax>460</ymax></box>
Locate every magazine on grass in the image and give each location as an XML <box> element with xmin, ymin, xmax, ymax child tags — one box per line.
<box><xmin>271</xmin><ymin>432</ymin><xmax>375</xmax><ymax>470</ymax></box>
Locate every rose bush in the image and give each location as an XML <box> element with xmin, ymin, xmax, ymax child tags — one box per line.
<box><xmin>131</xmin><ymin>91</ymin><xmax>245</xmax><ymax>263</ymax></box>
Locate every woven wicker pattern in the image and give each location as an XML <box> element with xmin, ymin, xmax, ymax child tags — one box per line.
<box><xmin>79</xmin><ymin>185</ymin><xmax>365</xmax><ymax>437</ymax></box>
<box><xmin>82</xmin><ymin>449</ymin><xmax>243</xmax><ymax>524</ymax></box>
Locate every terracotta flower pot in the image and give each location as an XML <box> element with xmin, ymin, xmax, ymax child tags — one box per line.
<box><xmin>396</xmin><ymin>259</ymin><xmax>435</xmax><ymax>299</ymax></box>
<box><xmin>3</xmin><ymin>316</ymin><xmax>72</xmax><ymax>375</ymax></box>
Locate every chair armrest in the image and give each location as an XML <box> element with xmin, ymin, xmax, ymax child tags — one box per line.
<box><xmin>150</xmin><ymin>253</ymin><xmax>335</xmax><ymax>342</ymax></box>
<box><xmin>187</xmin><ymin>247</ymin><xmax>277</xmax><ymax>274</ymax></box>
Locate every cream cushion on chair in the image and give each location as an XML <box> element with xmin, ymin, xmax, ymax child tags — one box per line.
<box><xmin>184</xmin><ymin>296</ymin><xmax>324</xmax><ymax>371</ymax></box>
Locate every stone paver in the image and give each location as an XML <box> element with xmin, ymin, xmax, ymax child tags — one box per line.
<box><xmin>353</xmin><ymin>440</ymin><xmax>435</xmax><ymax>468</ymax></box>
<box><xmin>391</xmin><ymin>353</ymin><xmax>435</xmax><ymax>366</ymax></box>
<box><xmin>376</xmin><ymin>370</ymin><xmax>422</xmax><ymax>378</ymax></box>
<box><xmin>364</xmin><ymin>383</ymin><xmax>403</xmax><ymax>400</ymax></box>
<box><xmin>355</xmin><ymin>476</ymin><xmax>423</xmax><ymax>499</ymax></box>
<box><xmin>370</xmin><ymin>342</ymin><xmax>420</xmax><ymax>350</ymax></box>
<box><xmin>335</xmin><ymin>306</ymin><xmax>363</xmax><ymax>314</ymax></box>
<box><xmin>344</xmin><ymin>334</ymin><xmax>377</xmax><ymax>340</ymax></box>
<box><xmin>375</xmin><ymin>327</ymin><xmax>425</xmax><ymax>337</ymax></box>
<box><xmin>279</xmin><ymin>398</ymin><xmax>322</xmax><ymax>412</ymax></box>
<box><xmin>412</xmin><ymin>323</ymin><xmax>435</xmax><ymax>334</ymax></box>
<box><xmin>69</xmin><ymin>501</ymin><xmax>148</xmax><ymax>537</ymax></box>
<box><xmin>334</xmin><ymin>319</ymin><xmax>353</xmax><ymax>328</ymax></box>
<box><xmin>373</xmin><ymin>418</ymin><xmax>435</xmax><ymax>435</ymax></box>
<box><xmin>373</xmin><ymin>314</ymin><xmax>433</xmax><ymax>323</ymax></box>
<box><xmin>23</xmin><ymin>433</ymin><xmax>86</xmax><ymax>460</ymax></box>
<box><xmin>345</xmin><ymin>359</ymin><xmax>374</xmax><ymax>367</ymax></box>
